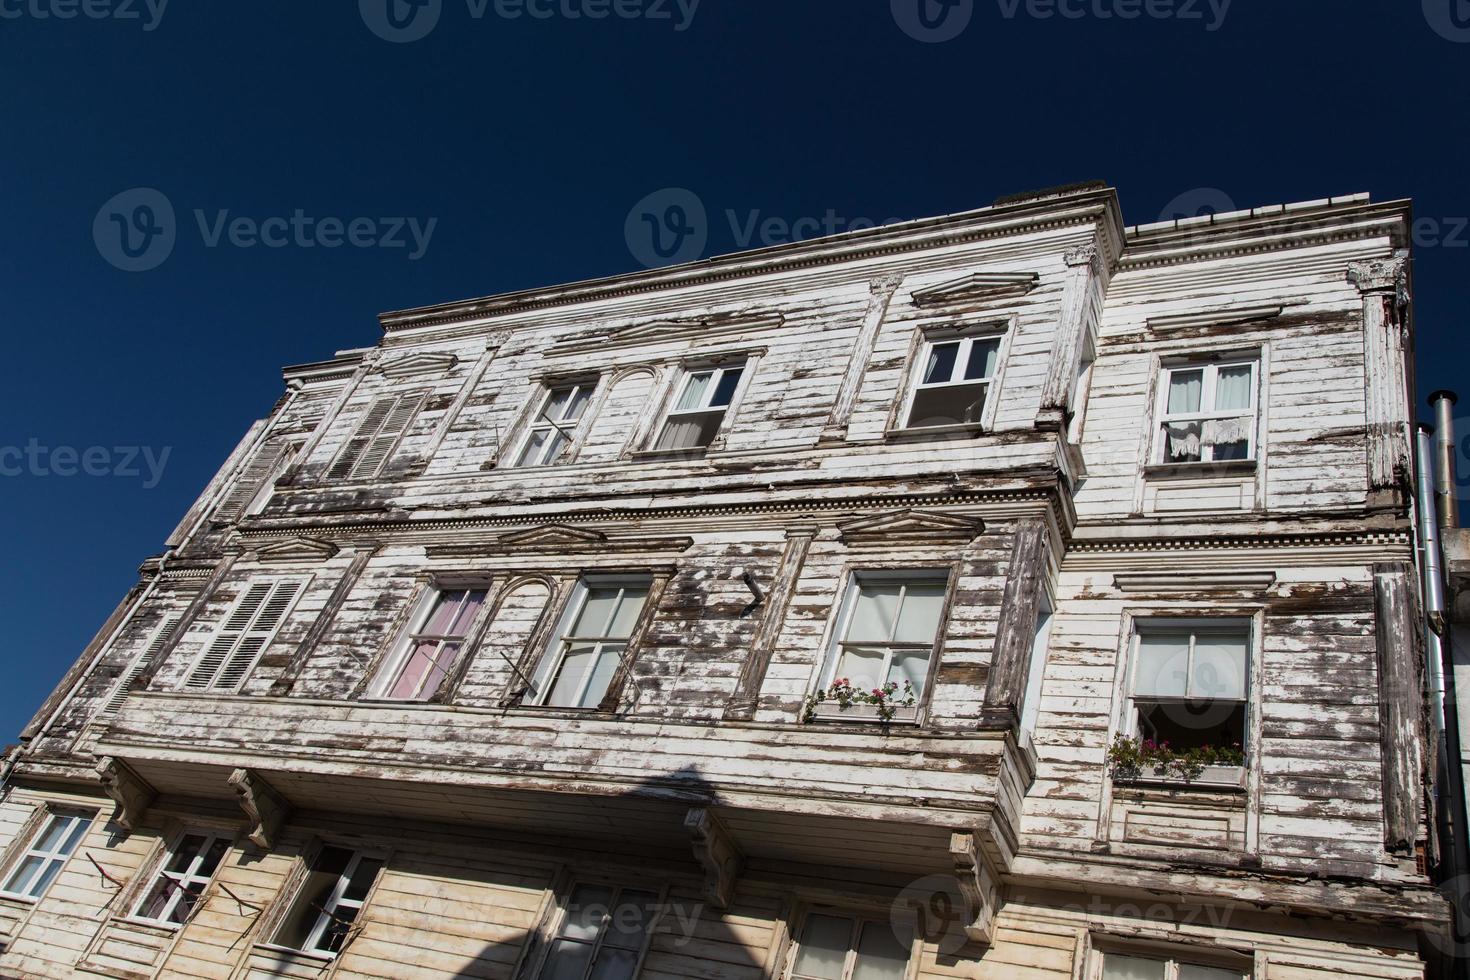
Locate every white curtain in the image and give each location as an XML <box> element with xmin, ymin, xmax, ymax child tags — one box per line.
<box><xmin>1167</xmin><ymin>370</ymin><xmax>1203</xmax><ymax>414</ymax></box>
<box><xmin>1164</xmin><ymin>422</ymin><xmax>1202</xmax><ymax>460</ymax></box>
<box><xmin>1203</xmin><ymin>417</ymin><xmax>1251</xmax><ymax>448</ymax></box>
<box><xmin>1213</xmin><ymin>365</ymin><xmax>1253</xmax><ymax>411</ymax></box>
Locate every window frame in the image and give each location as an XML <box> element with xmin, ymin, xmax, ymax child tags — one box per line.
<box><xmin>181</xmin><ymin>576</ymin><xmax>310</xmax><ymax>694</ymax></box>
<box><xmin>1089</xmin><ymin>941</ymin><xmax>1253</xmax><ymax>980</ymax></box>
<box><xmin>512</xmin><ymin>379</ymin><xmax>599</xmax><ymax>468</ymax></box>
<box><xmin>1019</xmin><ymin>591</ymin><xmax>1056</xmax><ymax>737</ymax></box>
<box><xmin>783</xmin><ymin>906</ymin><xmax>917</xmax><ymax>980</ymax></box>
<box><xmin>128</xmin><ymin>829</ymin><xmax>232</xmax><ymax>928</ymax></box>
<box><xmin>649</xmin><ymin>359</ymin><xmax>751</xmax><ymax>453</ymax></box>
<box><xmin>0</xmin><ymin>808</ymin><xmax>94</xmax><ymax>903</ymax></box>
<box><xmin>531</xmin><ymin>878</ymin><xmax>668</xmax><ymax>980</ymax></box>
<box><xmin>269</xmin><ymin>843</ymin><xmax>387</xmax><ymax>958</ymax></box>
<box><xmin>897</xmin><ymin>324</ymin><xmax>1008</xmax><ymax>433</ymax></box>
<box><xmin>365</xmin><ymin>583</ymin><xmax>492</xmax><ymax>702</ymax></box>
<box><xmin>526</xmin><ymin>574</ymin><xmax>655</xmax><ymax>710</ymax></box>
<box><xmin>1153</xmin><ymin>357</ymin><xmax>1259</xmax><ymax>465</ymax></box>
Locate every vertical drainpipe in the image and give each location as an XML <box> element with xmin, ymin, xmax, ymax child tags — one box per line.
<box><xmin>1432</xmin><ymin>391</ymin><xmax>1461</xmax><ymax>531</ymax></box>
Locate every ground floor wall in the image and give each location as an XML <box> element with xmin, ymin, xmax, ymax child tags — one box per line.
<box><xmin>0</xmin><ymin>786</ymin><xmax>1430</xmax><ymax>980</ymax></box>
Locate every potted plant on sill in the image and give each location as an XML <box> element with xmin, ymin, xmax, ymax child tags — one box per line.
<box><xmin>1107</xmin><ymin>734</ymin><xmax>1246</xmax><ymax>787</ymax></box>
<box><xmin>803</xmin><ymin>678</ymin><xmax>917</xmax><ymax>723</ymax></box>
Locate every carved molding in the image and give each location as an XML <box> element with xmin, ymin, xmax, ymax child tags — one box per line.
<box><xmin>228</xmin><ymin>768</ymin><xmax>292</xmax><ymax>849</ymax></box>
<box><xmin>378</xmin><ymin>351</ymin><xmax>460</xmax><ymax>379</ymax></box>
<box><xmin>949</xmin><ymin>831</ymin><xmax>1001</xmax><ymax>945</ymax></box>
<box><xmin>685</xmin><ymin>808</ymin><xmax>743</xmax><ymax>908</ymax></box>
<box><xmin>252</xmin><ymin>537</ymin><xmax>340</xmax><ymax>563</ymax></box>
<box><xmin>1146</xmin><ymin>305</ymin><xmax>1284</xmax><ymax>333</ymax></box>
<box><xmin>95</xmin><ymin>757</ymin><xmax>156</xmax><ymax>832</ymax></box>
<box><xmin>870</xmin><ymin>273</ymin><xmax>904</xmax><ymax>296</ymax></box>
<box><xmin>500</xmin><ymin>524</ymin><xmax>608</xmax><ymax>547</ymax></box>
<box><xmin>837</xmin><ymin>509</ymin><xmax>983</xmax><ymax>547</ymax></box>
<box><xmin>911</xmin><ymin>272</ymin><xmax>1039</xmax><ymax>308</ymax></box>
<box><xmin>1347</xmin><ymin>258</ymin><xmax>1410</xmax><ymax>303</ymax></box>
<box><xmin>551</xmin><ymin>311</ymin><xmax>785</xmax><ymax>355</ymax></box>
<box><xmin>425</xmin><ymin>524</ymin><xmax>693</xmax><ymax>558</ymax></box>
<box><xmin>1063</xmin><ymin>242</ymin><xmax>1101</xmax><ymax>270</ymax></box>
<box><xmin>1112</xmin><ymin>572</ymin><xmax>1276</xmax><ymax>593</ymax></box>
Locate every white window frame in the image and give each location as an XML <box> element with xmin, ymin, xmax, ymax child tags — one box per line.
<box><xmin>534</xmin><ymin>880</ymin><xmax>667</xmax><ymax>980</ymax></box>
<box><xmin>816</xmin><ymin>570</ymin><xmax>950</xmax><ymax>698</ymax></box>
<box><xmin>1067</xmin><ymin>336</ymin><xmax>1097</xmax><ymax>444</ymax></box>
<box><xmin>1154</xmin><ymin>358</ymin><xmax>1259</xmax><ymax>464</ymax></box>
<box><xmin>528</xmin><ymin>576</ymin><xmax>651</xmax><ymax>709</ymax></box>
<box><xmin>1090</xmin><ymin>944</ymin><xmax>1252</xmax><ymax>979</ymax></box>
<box><xmin>0</xmin><ymin>809</ymin><xmax>93</xmax><ymax>902</ymax></box>
<box><xmin>366</xmin><ymin>585</ymin><xmax>490</xmax><ymax>701</ymax></box>
<box><xmin>1124</xmin><ymin>619</ymin><xmax>1251</xmax><ymax>760</ymax></box>
<box><xmin>785</xmin><ymin>907</ymin><xmax>916</xmax><ymax>980</ymax></box>
<box><xmin>1020</xmin><ymin>594</ymin><xmax>1056</xmax><ymax>736</ymax></box>
<box><xmin>513</xmin><ymin>381</ymin><xmax>597</xmax><ymax>468</ymax></box>
<box><xmin>900</xmin><ymin>331</ymin><xmax>1004</xmax><ymax>431</ymax></box>
<box><xmin>130</xmin><ymin>830</ymin><xmax>231</xmax><ymax>927</ymax></box>
<box><xmin>274</xmin><ymin>846</ymin><xmax>386</xmax><ymax>957</ymax></box>
<box><xmin>652</xmin><ymin>361</ymin><xmax>748</xmax><ymax>451</ymax></box>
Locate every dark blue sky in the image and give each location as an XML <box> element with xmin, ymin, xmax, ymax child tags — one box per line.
<box><xmin>2</xmin><ymin>1</ymin><xmax>1467</xmax><ymax>740</ymax></box>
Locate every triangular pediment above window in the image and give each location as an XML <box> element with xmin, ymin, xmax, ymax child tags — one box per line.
<box><xmin>837</xmin><ymin>509</ymin><xmax>984</xmax><ymax>546</ymax></box>
<box><xmin>551</xmin><ymin>311</ymin><xmax>786</xmax><ymax>354</ymax></box>
<box><xmin>498</xmin><ymin>524</ymin><xmax>610</xmax><ymax>547</ymax></box>
<box><xmin>911</xmin><ymin>272</ymin><xmax>1040</xmax><ymax>307</ymax></box>
<box><xmin>253</xmin><ymin>537</ymin><xmax>340</xmax><ymax>563</ymax></box>
<box><xmin>377</xmin><ymin>352</ymin><xmax>460</xmax><ymax>379</ymax></box>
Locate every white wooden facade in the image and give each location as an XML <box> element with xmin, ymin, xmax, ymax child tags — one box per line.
<box><xmin>0</xmin><ymin>184</ymin><xmax>1451</xmax><ymax>979</ymax></box>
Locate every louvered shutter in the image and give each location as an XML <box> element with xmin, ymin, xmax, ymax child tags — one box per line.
<box><xmin>185</xmin><ymin>580</ymin><xmax>304</xmax><ymax>691</ymax></box>
<box><xmin>328</xmin><ymin>394</ymin><xmax>423</xmax><ymax>481</ymax></box>
<box><xmin>215</xmin><ymin>438</ymin><xmax>290</xmax><ymax>522</ymax></box>
<box><xmin>100</xmin><ymin>615</ymin><xmax>182</xmax><ymax>719</ymax></box>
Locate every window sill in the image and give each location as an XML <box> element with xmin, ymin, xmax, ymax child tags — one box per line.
<box><xmin>629</xmin><ymin>446</ymin><xmax>712</xmax><ymax>461</ymax></box>
<box><xmin>0</xmin><ymin>892</ymin><xmax>37</xmax><ymax>906</ymax></box>
<box><xmin>883</xmin><ymin>422</ymin><xmax>985</xmax><ymax>443</ymax></box>
<box><xmin>1143</xmin><ymin>460</ymin><xmax>1256</xmax><ymax>480</ymax></box>
<box><xmin>1113</xmin><ymin>765</ymin><xmax>1246</xmax><ymax>791</ymax></box>
<box><xmin>808</xmin><ymin>703</ymin><xmax>920</xmax><ymax>725</ymax></box>
<box><xmin>252</xmin><ymin>943</ymin><xmax>336</xmax><ymax>965</ymax></box>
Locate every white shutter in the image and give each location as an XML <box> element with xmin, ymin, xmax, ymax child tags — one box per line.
<box><xmin>215</xmin><ymin>438</ymin><xmax>290</xmax><ymax>522</ymax></box>
<box><xmin>100</xmin><ymin>615</ymin><xmax>182</xmax><ymax>719</ymax></box>
<box><xmin>185</xmin><ymin>580</ymin><xmax>304</xmax><ymax>691</ymax></box>
<box><xmin>328</xmin><ymin>394</ymin><xmax>423</xmax><ymax>481</ymax></box>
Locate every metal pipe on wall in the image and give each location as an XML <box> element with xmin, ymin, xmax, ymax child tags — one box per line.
<box><xmin>1432</xmin><ymin>390</ymin><xmax>1462</xmax><ymax>531</ymax></box>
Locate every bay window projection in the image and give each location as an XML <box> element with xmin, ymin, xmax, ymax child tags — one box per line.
<box><xmin>537</xmin><ymin>883</ymin><xmax>661</xmax><ymax>980</ymax></box>
<box><xmin>274</xmin><ymin>846</ymin><xmax>384</xmax><ymax>956</ymax></box>
<box><xmin>788</xmin><ymin>911</ymin><xmax>914</xmax><ymax>980</ymax></box>
<box><xmin>515</xmin><ymin>383</ymin><xmax>594</xmax><ymax>467</ymax></box>
<box><xmin>0</xmin><ymin>810</ymin><xmax>91</xmax><ymax>900</ymax></box>
<box><xmin>369</xmin><ymin>587</ymin><xmax>488</xmax><ymax>701</ymax></box>
<box><xmin>905</xmin><ymin>334</ymin><xmax>1001</xmax><ymax>429</ymax></box>
<box><xmin>654</xmin><ymin>363</ymin><xmax>744</xmax><ymax>450</ymax></box>
<box><xmin>132</xmin><ymin>833</ymin><xmax>231</xmax><ymax>925</ymax></box>
<box><xmin>1128</xmin><ymin>621</ymin><xmax>1249</xmax><ymax>756</ymax></box>
<box><xmin>821</xmin><ymin>574</ymin><xmax>947</xmax><ymax>698</ymax></box>
<box><xmin>1156</xmin><ymin>359</ymin><xmax>1258</xmax><ymax>464</ymax></box>
<box><xmin>529</xmin><ymin>577</ymin><xmax>651</xmax><ymax>708</ymax></box>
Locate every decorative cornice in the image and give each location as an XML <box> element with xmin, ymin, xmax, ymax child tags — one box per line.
<box><xmin>837</xmin><ymin>509</ymin><xmax>984</xmax><ymax>547</ymax></box>
<box><xmin>228</xmin><ymin>768</ymin><xmax>291</xmax><ymax>849</ymax></box>
<box><xmin>1070</xmin><ymin>529</ymin><xmax>1410</xmax><ymax>553</ymax></box>
<box><xmin>1063</xmin><ymin>243</ymin><xmax>1101</xmax><ymax>269</ymax></box>
<box><xmin>911</xmin><ymin>272</ymin><xmax>1040</xmax><ymax>308</ymax></box>
<box><xmin>1347</xmin><ymin>257</ymin><xmax>1410</xmax><ymax>305</ymax></box>
<box><xmin>548</xmin><ymin>311</ymin><xmax>786</xmax><ymax>356</ymax></box>
<box><xmin>1113</xmin><ymin>572</ymin><xmax>1277</xmax><ymax>593</ymax></box>
<box><xmin>378</xmin><ymin>351</ymin><xmax>461</xmax><ymax>379</ymax></box>
<box><xmin>95</xmin><ymin>756</ymin><xmax>155</xmax><ymax>832</ymax></box>
<box><xmin>1146</xmin><ymin>305</ymin><xmax>1284</xmax><ymax>333</ymax></box>
<box><xmin>251</xmin><ymin>537</ymin><xmax>340</xmax><ymax>563</ymax></box>
<box><xmin>425</xmin><ymin>523</ymin><xmax>694</xmax><ymax>558</ymax></box>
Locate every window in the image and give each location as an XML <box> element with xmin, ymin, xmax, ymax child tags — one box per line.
<box><xmin>788</xmin><ymin>911</ymin><xmax>913</xmax><ymax>980</ymax></box>
<box><xmin>1067</xmin><ymin>337</ymin><xmax>1096</xmax><ymax>444</ymax></box>
<box><xmin>1020</xmin><ymin>597</ymin><xmax>1055</xmax><ymax>735</ymax></box>
<box><xmin>328</xmin><ymin>393</ymin><xmax>425</xmax><ymax>480</ymax></box>
<box><xmin>1155</xmin><ymin>360</ymin><xmax>1257</xmax><ymax>464</ymax></box>
<box><xmin>184</xmin><ymin>578</ymin><xmax>306</xmax><ymax>692</ymax></box>
<box><xmin>538</xmin><ymin>883</ymin><xmax>661</xmax><ymax>980</ymax></box>
<box><xmin>1</xmin><ymin>810</ymin><xmax>91</xmax><ymax>900</ymax></box>
<box><xmin>515</xmin><ymin>383</ymin><xmax>595</xmax><ymax>467</ymax></box>
<box><xmin>820</xmin><ymin>574</ymin><xmax>948</xmax><ymax>699</ymax></box>
<box><xmin>368</xmin><ymin>587</ymin><xmax>488</xmax><ymax>701</ymax></box>
<box><xmin>274</xmin><ymin>846</ymin><xmax>384</xmax><ymax>956</ymax></box>
<box><xmin>99</xmin><ymin>615</ymin><xmax>183</xmax><ymax>720</ymax></box>
<box><xmin>529</xmin><ymin>577</ymin><xmax>651</xmax><ymax>709</ymax></box>
<box><xmin>904</xmin><ymin>334</ymin><xmax>1001</xmax><ymax>429</ymax></box>
<box><xmin>132</xmin><ymin>832</ymin><xmax>230</xmax><ymax>925</ymax></box>
<box><xmin>654</xmin><ymin>363</ymin><xmax>745</xmax><ymax>451</ymax></box>
<box><xmin>1099</xmin><ymin>950</ymin><xmax>1249</xmax><ymax>979</ymax></box>
<box><xmin>1127</xmin><ymin>621</ymin><xmax>1249</xmax><ymax>759</ymax></box>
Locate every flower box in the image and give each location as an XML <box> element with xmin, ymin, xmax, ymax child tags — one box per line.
<box><xmin>1115</xmin><ymin>764</ymin><xmax>1246</xmax><ymax>790</ymax></box>
<box><xmin>810</xmin><ymin>702</ymin><xmax>919</xmax><ymax>724</ymax></box>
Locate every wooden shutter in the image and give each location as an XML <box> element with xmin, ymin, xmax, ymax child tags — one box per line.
<box><xmin>100</xmin><ymin>615</ymin><xmax>182</xmax><ymax>719</ymax></box>
<box><xmin>185</xmin><ymin>580</ymin><xmax>305</xmax><ymax>691</ymax></box>
<box><xmin>328</xmin><ymin>394</ymin><xmax>424</xmax><ymax>480</ymax></box>
<box><xmin>215</xmin><ymin>438</ymin><xmax>291</xmax><ymax>522</ymax></box>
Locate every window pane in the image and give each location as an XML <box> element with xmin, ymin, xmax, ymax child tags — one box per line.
<box><xmin>422</xmin><ymin>592</ymin><xmax>466</xmax><ymax>635</ymax></box>
<box><xmin>607</xmin><ymin>588</ymin><xmax>650</xmax><ymax>638</ymax></box>
<box><xmin>710</xmin><ymin>368</ymin><xmax>743</xmax><ymax>407</ymax></box>
<box><xmin>655</xmin><ymin>410</ymin><xmax>724</xmax><ymax>450</ymax></box>
<box><xmin>4</xmin><ymin>854</ymin><xmax>45</xmax><ymax>895</ymax></box>
<box><xmin>1191</xmin><ymin>632</ymin><xmax>1248</xmax><ymax>700</ymax></box>
<box><xmin>561</xmin><ymin>885</ymin><xmax>616</xmax><ymax>940</ymax></box>
<box><xmin>603</xmin><ymin>890</ymin><xmax>659</xmax><ymax>948</ymax></box>
<box><xmin>835</xmin><ymin>646</ymin><xmax>888</xmax><ymax>691</ymax></box>
<box><xmin>589</xmin><ymin>947</ymin><xmax>640</xmax><ymax>980</ymax></box>
<box><xmin>1162</xmin><ymin>421</ymin><xmax>1202</xmax><ymax>463</ymax></box>
<box><xmin>563</xmin><ymin>386</ymin><xmax>593</xmax><ymax>422</ymax></box>
<box><xmin>893</xmin><ymin>583</ymin><xmax>945</xmax><ymax>643</ymax></box>
<box><xmin>1102</xmin><ymin>953</ymin><xmax>1168</xmax><ymax>980</ymax></box>
<box><xmin>547</xmin><ymin>644</ymin><xmax>601</xmax><ymax>708</ymax></box>
<box><xmin>543</xmin><ymin>939</ymin><xmax>597</xmax><ymax>980</ymax></box>
<box><xmin>576</xmin><ymin>589</ymin><xmax>623</xmax><ymax>637</ymax></box>
<box><xmin>164</xmin><ymin>835</ymin><xmax>207</xmax><ymax>874</ymax></box>
<box><xmin>517</xmin><ymin>429</ymin><xmax>554</xmax><ymax>467</ymax></box>
<box><xmin>388</xmin><ymin>641</ymin><xmax>441</xmax><ymax>700</ymax></box>
<box><xmin>852</xmin><ymin>920</ymin><xmax>912</xmax><ymax>980</ymax></box>
<box><xmin>580</xmin><ymin>644</ymin><xmax>625</xmax><ymax>708</ymax></box>
<box><xmin>198</xmin><ymin>836</ymin><xmax>230</xmax><ymax>878</ymax></box>
<box><xmin>674</xmin><ymin>372</ymin><xmax>713</xmax><ymax>412</ymax></box>
<box><xmin>27</xmin><ymin>859</ymin><xmax>65</xmax><ymax>899</ymax></box>
<box><xmin>908</xmin><ymin>383</ymin><xmax>987</xmax><ymax>428</ymax></box>
<box><xmin>447</xmin><ymin>590</ymin><xmax>488</xmax><ymax>636</ymax></box>
<box><xmin>1134</xmin><ymin>633</ymin><xmax>1190</xmax><ymax>698</ymax></box>
<box><xmin>1212</xmin><ymin>365</ymin><xmax>1253</xmax><ymax>412</ymax></box>
<box><xmin>135</xmin><ymin>876</ymin><xmax>175</xmax><ymax>921</ymax></box>
<box><xmin>963</xmin><ymin>338</ymin><xmax>1000</xmax><ymax>381</ymax></box>
<box><xmin>34</xmin><ymin>815</ymin><xmax>75</xmax><ymax>852</ymax></box>
<box><xmin>543</xmin><ymin>387</ymin><xmax>575</xmax><ymax>421</ymax></box>
<box><xmin>847</xmin><ymin>584</ymin><xmax>902</xmax><ymax>642</ymax></box>
<box><xmin>922</xmin><ymin>343</ymin><xmax>959</xmax><ymax>385</ymax></box>
<box><xmin>1178</xmin><ymin>964</ymin><xmax>1244</xmax><ymax>980</ymax></box>
<box><xmin>1167</xmin><ymin>370</ymin><xmax>1203</xmax><ymax>414</ymax></box>
<box><xmin>888</xmin><ymin>649</ymin><xmax>931</xmax><ymax>695</ymax></box>
<box><xmin>316</xmin><ymin>904</ymin><xmax>358</xmax><ymax>953</ymax></box>
<box><xmin>792</xmin><ymin>914</ymin><xmax>852</xmax><ymax>980</ymax></box>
